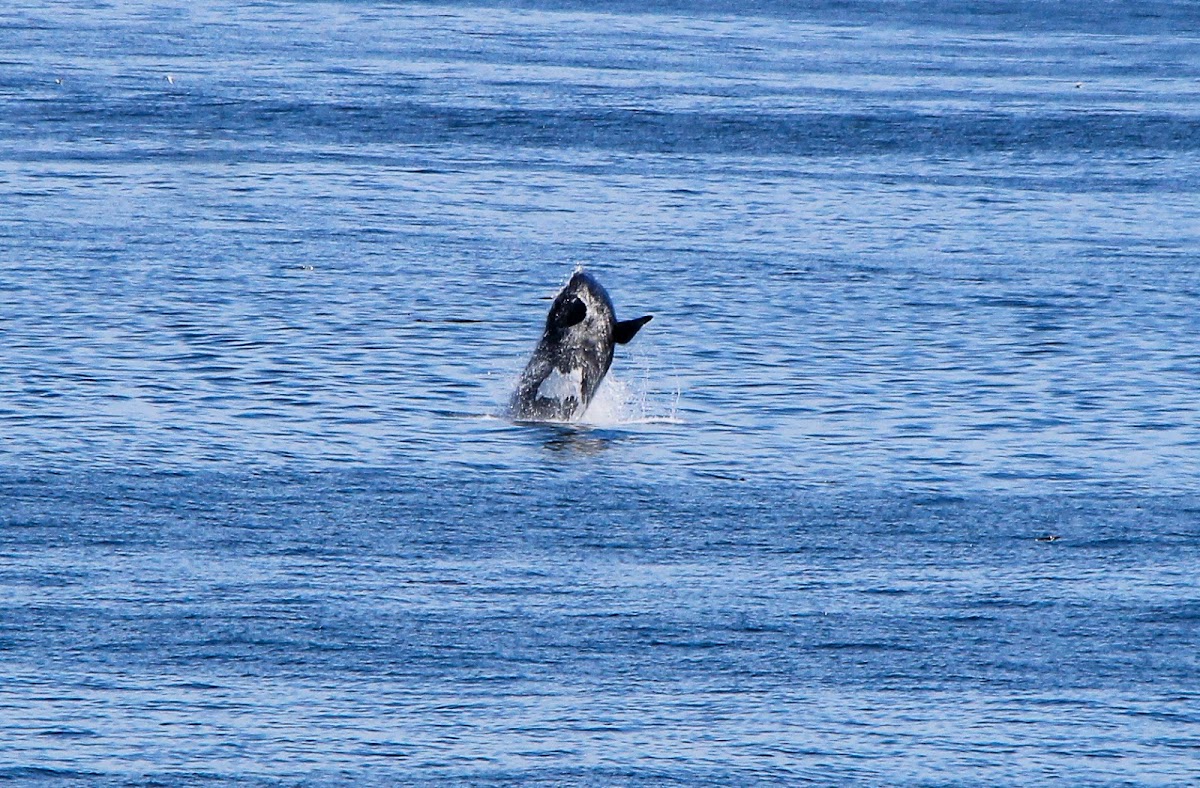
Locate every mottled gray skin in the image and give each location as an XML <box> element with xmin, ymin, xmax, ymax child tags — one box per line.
<box><xmin>510</xmin><ymin>270</ymin><xmax>652</xmax><ymax>422</ymax></box>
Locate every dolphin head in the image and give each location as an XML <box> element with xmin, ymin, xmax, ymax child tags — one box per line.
<box><xmin>544</xmin><ymin>270</ymin><xmax>616</xmax><ymax>341</ymax></box>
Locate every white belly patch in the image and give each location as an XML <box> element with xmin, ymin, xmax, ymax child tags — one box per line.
<box><xmin>537</xmin><ymin>367</ymin><xmax>583</xmax><ymax>403</ymax></box>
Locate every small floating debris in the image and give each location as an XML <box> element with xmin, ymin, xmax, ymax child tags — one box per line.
<box><xmin>1035</xmin><ymin>534</ymin><xmax>1061</xmax><ymax>543</ymax></box>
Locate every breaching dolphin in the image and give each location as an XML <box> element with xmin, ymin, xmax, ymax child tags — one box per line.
<box><xmin>510</xmin><ymin>269</ymin><xmax>653</xmax><ymax>422</ymax></box>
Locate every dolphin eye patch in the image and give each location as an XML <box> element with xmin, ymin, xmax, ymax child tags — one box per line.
<box><xmin>551</xmin><ymin>296</ymin><xmax>587</xmax><ymax>328</ymax></box>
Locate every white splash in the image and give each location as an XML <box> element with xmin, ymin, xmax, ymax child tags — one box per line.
<box><xmin>536</xmin><ymin>366</ymin><xmax>583</xmax><ymax>404</ymax></box>
<box><xmin>580</xmin><ymin>371</ymin><xmax>682</xmax><ymax>426</ymax></box>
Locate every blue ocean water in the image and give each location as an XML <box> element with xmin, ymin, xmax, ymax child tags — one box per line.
<box><xmin>2</xmin><ymin>1</ymin><xmax>1199</xmax><ymax>784</ymax></box>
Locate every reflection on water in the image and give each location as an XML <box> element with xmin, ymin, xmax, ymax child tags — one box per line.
<box><xmin>539</xmin><ymin>424</ymin><xmax>622</xmax><ymax>456</ymax></box>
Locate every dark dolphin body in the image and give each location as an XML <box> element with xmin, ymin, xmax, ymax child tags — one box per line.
<box><xmin>510</xmin><ymin>270</ymin><xmax>653</xmax><ymax>422</ymax></box>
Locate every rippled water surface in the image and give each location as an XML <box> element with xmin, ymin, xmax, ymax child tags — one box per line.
<box><xmin>2</xmin><ymin>1</ymin><xmax>1199</xmax><ymax>784</ymax></box>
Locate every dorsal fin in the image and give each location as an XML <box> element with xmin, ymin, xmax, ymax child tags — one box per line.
<box><xmin>613</xmin><ymin>315</ymin><xmax>652</xmax><ymax>344</ymax></box>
